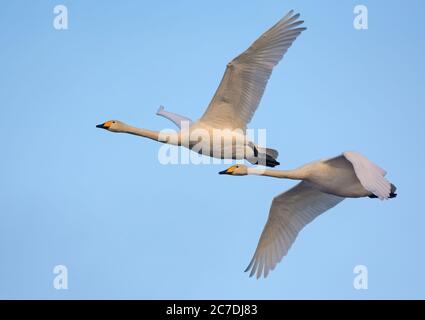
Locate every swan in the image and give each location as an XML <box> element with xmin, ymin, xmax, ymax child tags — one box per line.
<box><xmin>96</xmin><ymin>10</ymin><xmax>306</xmax><ymax>167</ymax></box>
<box><xmin>219</xmin><ymin>151</ymin><xmax>397</xmax><ymax>278</ymax></box>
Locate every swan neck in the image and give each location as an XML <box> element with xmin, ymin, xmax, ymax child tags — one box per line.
<box><xmin>120</xmin><ymin>124</ymin><xmax>161</xmax><ymax>142</ymax></box>
<box><xmin>247</xmin><ymin>168</ymin><xmax>304</xmax><ymax>180</ymax></box>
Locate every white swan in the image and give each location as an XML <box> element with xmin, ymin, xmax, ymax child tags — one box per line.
<box><xmin>96</xmin><ymin>10</ymin><xmax>306</xmax><ymax>167</ymax></box>
<box><xmin>219</xmin><ymin>151</ymin><xmax>397</xmax><ymax>278</ymax></box>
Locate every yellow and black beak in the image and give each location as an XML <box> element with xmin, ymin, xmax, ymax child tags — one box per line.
<box><xmin>96</xmin><ymin>121</ymin><xmax>112</xmax><ymax>130</ymax></box>
<box><xmin>219</xmin><ymin>166</ymin><xmax>237</xmax><ymax>175</ymax></box>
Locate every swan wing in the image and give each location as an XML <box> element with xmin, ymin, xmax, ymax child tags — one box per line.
<box><xmin>156</xmin><ymin>105</ymin><xmax>193</xmax><ymax>129</ymax></box>
<box><xmin>199</xmin><ymin>10</ymin><xmax>306</xmax><ymax>130</ymax></box>
<box><xmin>245</xmin><ymin>182</ymin><xmax>343</xmax><ymax>278</ymax></box>
<box><xmin>342</xmin><ymin>151</ymin><xmax>391</xmax><ymax>199</ymax></box>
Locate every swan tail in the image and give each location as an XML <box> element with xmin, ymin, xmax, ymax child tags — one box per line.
<box><xmin>265</xmin><ymin>155</ymin><xmax>280</xmax><ymax>167</ymax></box>
<box><xmin>247</xmin><ymin>153</ymin><xmax>280</xmax><ymax>167</ymax></box>
<box><xmin>390</xmin><ymin>183</ymin><xmax>397</xmax><ymax>198</ymax></box>
<box><xmin>253</xmin><ymin>146</ymin><xmax>280</xmax><ymax>167</ymax></box>
<box><xmin>256</xmin><ymin>146</ymin><xmax>279</xmax><ymax>160</ymax></box>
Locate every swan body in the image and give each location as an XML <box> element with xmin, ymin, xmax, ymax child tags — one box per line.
<box><xmin>294</xmin><ymin>154</ymin><xmax>389</xmax><ymax>198</ymax></box>
<box><xmin>219</xmin><ymin>151</ymin><xmax>397</xmax><ymax>278</ymax></box>
<box><xmin>179</xmin><ymin>121</ymin><xmax>257</xmax><ymax>160</ymax></box>
<box><xmin>98</xmin><ymin>120</ymin><xmax>262</xmax><ymax>162</ymax></box>
<box><xmin>97</xmin><ymin>10</ymin><xmax>307</xmax><ymax>167</ymax></box>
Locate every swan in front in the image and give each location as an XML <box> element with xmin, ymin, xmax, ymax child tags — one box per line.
<box><xmin>96</xmin><ymin>10</ymin><xmax>307</xmax><ymax>167</ymax></box>
<box><xmin>219</xmin><ymin>151</ymin><xmax>397</xmax><ymax>278</ymax></box>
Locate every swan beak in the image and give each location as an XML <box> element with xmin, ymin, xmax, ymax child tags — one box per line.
<box><xmin>96</xmin><ymin>121</ymin><xmax>112</xmax><ymax>129</ymax></box>
<box><xmin>219</xmin><ymin>165</ymin><xmax>237</xmax><ymax>175</ymax></box>
<box><xmin>219</xmin><ymin>167</ymin><xmax>234</xmax><ymax>175</ymax></box>
<box><xmin>96</xmin><ymin>120</ymin><xmax>115</xmax><ymax>130</ymax></box>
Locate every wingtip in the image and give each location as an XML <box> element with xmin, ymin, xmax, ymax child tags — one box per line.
<box><xmin>249</xmin><ymin>268</ymin><xmax>256</xmax><ymax>278</ymax></box>
<box><xmin>156</xmin><ymin>105</ymin><xmax>165</xmax><ymax>114</ymax></box>
<box><xmin>244</xmin><ymin>256</ymin><xmax>255</xmax><ymax>272</ymax></box>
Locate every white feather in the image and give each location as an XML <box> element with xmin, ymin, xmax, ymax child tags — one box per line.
<box><xmin>245</xmin><ymin>182</ymin><xmax>344</xmax><ymax>278</ymax></box>
<box><xmin>156</xmin><ymin>105</ymin><xmax>193</xmax><ymax>129</ymax></box>
<box><xmin>343</xmin><ymin>151</ymin><xmax>391</xmax><ymax>199</ymax></box>
<box><xmin>199</xmin><ymin>11</ymin><xmax>306</xmax><ymax>130</ymax></box>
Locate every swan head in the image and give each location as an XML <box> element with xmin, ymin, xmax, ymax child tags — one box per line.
<box><xmin>219</xmin><ymin>164</ymin><xmax>248</xmax><ymax>176</ymax></box>
<box><xmin>96</xmin><ymin>120</ymin><xmax>125</xmax><ymax>132</ymax></box>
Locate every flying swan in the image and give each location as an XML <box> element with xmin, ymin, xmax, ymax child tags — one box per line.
<box><xmin>219</xmin><ymin>151</ymin><xmax>397</xmax><ymax>278</ymax></box>
<box><xmin>96</xmin><ymin>10</ymin><xmax>306</xmax><ymax>167</ymax></box>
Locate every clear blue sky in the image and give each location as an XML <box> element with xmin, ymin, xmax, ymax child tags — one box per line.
<box><xmin>1</xmin><ymin>0</ymin><xmax>424</xmax><ymax>299</ymax></box>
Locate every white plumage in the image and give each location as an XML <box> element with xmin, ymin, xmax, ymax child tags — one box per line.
<box><xmin>245</xmin><ymin>182</ymin><xmax>343</xmax><ymax>278</ymax></box>
<box><xmin>156</xmin><ymin>105</ymin><xmax>193</xmax><ymax>129</ymax></box>
<box><xmin>342</xmin><ymin>151</ymin><xmax>390</xmax><ymax>199</ymax></box>
<box><xmin>97</xmin><ymin>10</ymin><xmax>306</xmax><ymax>167</ymax></box>
<box><xmin>200</xmin><ymin>10</ymin><xmax>306</xmax><ymax>131</ymax></box>
<box><xmin>219</xmin><ymin>151</ymin><xmax>397</xmax><ymax>278</ymax></box>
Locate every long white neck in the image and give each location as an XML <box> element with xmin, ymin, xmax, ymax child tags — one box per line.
<box><xmin>117</xmin><ymin>123</ymin><xmax>182</xmax><ymax>145</ymax></box>
<box><xmin>118</xmin><ymin>124</ymin><xmax>163</xmax><ymax>142</ymax></box>
<box><xmin>247</xmin><ymin>167</ymin><xmax>305</xmax><ymax>180</ymax></box>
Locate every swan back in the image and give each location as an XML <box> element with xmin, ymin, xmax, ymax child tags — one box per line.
<box><xmin>342</xmin><ymin>151</ymin><xmax>391</xmax><ymax>199</ymax></box>
<box><xmin>324</xmin><ymin>152</ymin><xmax>392</xmax><ymax>199</ymax></box>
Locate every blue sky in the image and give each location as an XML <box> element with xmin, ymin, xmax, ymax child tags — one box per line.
<box><xmin>0</xmin><ymin>0</ymin><xmax>424</xmax><ymax>299</ymax></box>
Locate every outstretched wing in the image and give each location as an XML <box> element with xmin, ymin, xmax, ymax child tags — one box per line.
<box><xmin>245</xmin><ymin>182</ymin><xmax>344</xmax><ymax>278</ymax></box>
<box><xmin>199</xmin><ymin>10</ymin><xmax>306</xmax><ymax>130</ymax></box>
